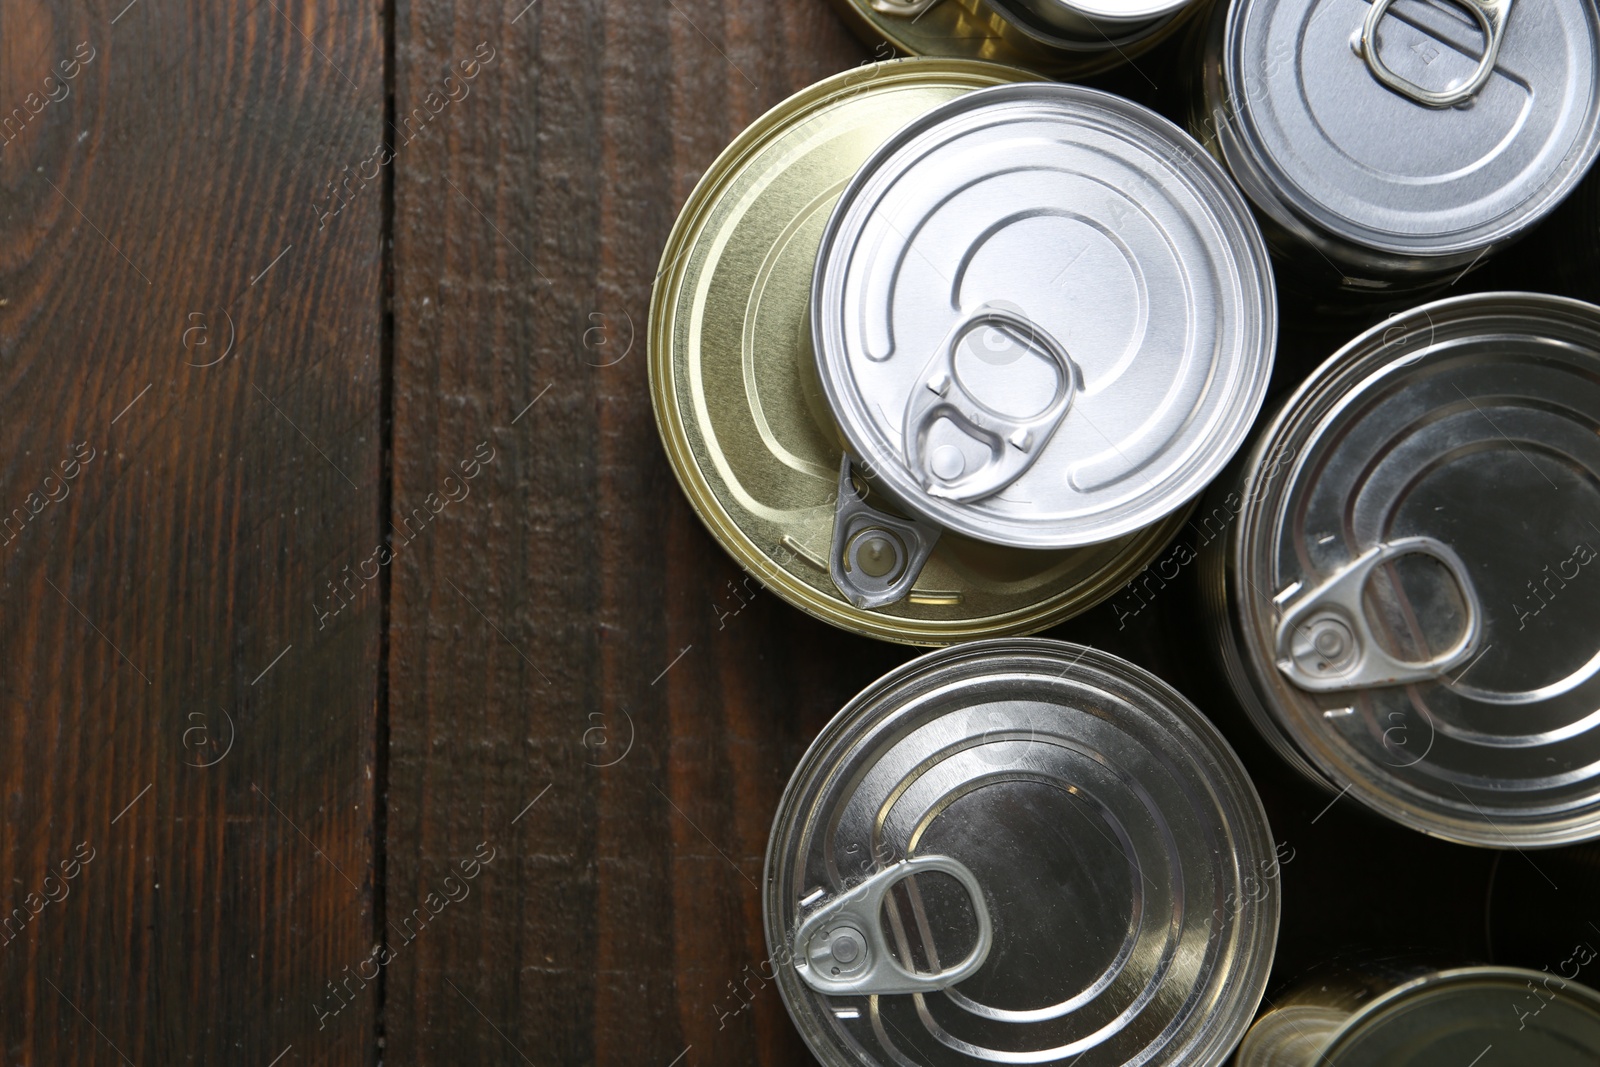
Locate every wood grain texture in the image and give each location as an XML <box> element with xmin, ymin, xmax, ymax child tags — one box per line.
<box><xmin>384</xmin><ymin>1</ymin><xmax>887</xmax><ymax>1064</ymax></box>
<box><xmin>0</xmin><ymin>0</ymin><xmax>384</xmax><ymax>1063</ymax></box>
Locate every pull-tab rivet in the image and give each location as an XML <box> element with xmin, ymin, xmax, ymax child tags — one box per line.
<box><xmin>808</xmin><ymin>923</ymin><xmax>869</xmax><ymax>978</ymax></box>
<box><xmin>855</xmin><ymin>533</ymin><xmax>902</xmax><ymax>579</ymax></box>
<box><xmin>931</xmin><ymin>445</ymin><xmax>965</xmax><ymax>481</ymax></box>
<box><xmin>1313</xmin><ymin>623</ymin><xmax>1349</xmax><ymax>660</ymax></box>
<box><xmin>927</xmin><ymin>372</ymin><xmax>951</xmax><ymax>396</ymax></box>
<box><xmin>1008</xmin><ymin>429</ymin><xmax>1032</xmax><ymax>451</ymax></box>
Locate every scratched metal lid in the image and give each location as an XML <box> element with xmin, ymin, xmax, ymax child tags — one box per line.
<box><xmin>649</xmin><ymin>59</ymin><xmax>1191</xmax><ymax>645</ymax></box>
<box><xmin>764</xmin><ymin>639</ymin><xmax>1279</xmax><ymax>1067</ymax></box>
<box><xmin>811</xmin><ymin>82</ymin><xmax>1276</xmax><ymax>552</ymax></box>
<box><xmin>1216</xmin><ymin>0</ymin><xmax>1600</xmax><ymax>271</ymax></box>
<box><xmin>1215</xmin><ymin>292</ymin><xmax>1600</xmax><ymax>847</ymax></box>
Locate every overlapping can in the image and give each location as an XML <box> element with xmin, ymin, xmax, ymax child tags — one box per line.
<box><xmin>1236</xmin><ymin>960</ymin><xmax>1600</xmax><ymax>1066</ymax></box>
<box><xmin>1201</xmin><ymin>292</ymin><xmax>1600</xmax><ymax>847</ymax></box>
<box><xmin>651</xmin><ymin>62</ymin><xmax>1277</xmax><ymax>644</ymax></box>
<box><xmin>1193</xmin><ymin>0</ymin><xmax>1600</xmax><ymax>294</ymax></box>
<box><xmin>829</xmin><ymin>0</ymin><xmax>1203</xmax><ymax>79</ymax></box>
<box><xmin>763</xmin><ymin>639</ymin><xmax>1280</xmax><ymax>1067</ymax></box>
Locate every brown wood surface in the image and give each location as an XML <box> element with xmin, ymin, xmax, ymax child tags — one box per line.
<box><xmin>383</xmin><ymin>3</ymin><xmax>879</xmax><ymax>1063</ymax></box>
<box><xmin>0</xmin><ymin>0</ymin><xmax>385</xmax><ymax>1063</ymax></box>
<box><xmin>1</xmin><ymin>0</ymin><xmax>1589</xmax><ymax>1064</ymax></box>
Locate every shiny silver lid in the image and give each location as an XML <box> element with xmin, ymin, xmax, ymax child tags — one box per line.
<box><xmin>812</xmin><ymin>83</ymin><xmax>1276</xmax><ymax>550</ymax></box>
<box><xmin>1227</xmin><ymin>292</ymin><xmax>1600</xmax><ymax>847</ymax></box>
<box><xmin>764</xmin><ymin>639</ymin><xmax>1279</xmax><ymax>1067</ymax></box>
<box><xmin>1326</xmin><ymin>968</ymin><xmax>1600</xmax><ymax>1065</ymax></box>
<box><xmin>1221</xmin><ymin>0</ymin><xmax>1600</xmax><ymax>262</ymax></box>
<box><xmin>1239</xmin><ymin>967</ymin><xmax>1600</xmax><ymax>1067</ymax></box>
<box><xmin>1011</xmin><ymin>0</ymin><xmax>1193</xmax><ymax>36</ymax></box>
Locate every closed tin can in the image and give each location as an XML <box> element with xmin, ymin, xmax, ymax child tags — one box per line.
<box><xmin>651</xmin><ymin>60</ymin><xmax>1193</xmax><ymax>646</ymax></box>
<box><xmin>1201</xmin><ymin>292</ymin><xmax>1600</xmax><ymax>847</ymax></box>
<box><xmin>1237</xmin><ymin>961</ymin><xmax>1600</xmax><ymax>1066</ymax></box>
<box><xmin>1193</xmin><ymin>0</ymin><xmax>1600</xmax><ymax>293</ymax></box>
<box><xmin>810</xmin><ymin>81</ymin><xmax>1275</xmax><ymax>609</ymax></box>
<box><xmin>763</xmin><ymin>639</ymin><xmax>1279</xmax><ymax>1067</ymax></box>
<box><xmin>829</xmin><ymin>0</ymin><xmax>1202</xmax><ymax>80</ymax></box>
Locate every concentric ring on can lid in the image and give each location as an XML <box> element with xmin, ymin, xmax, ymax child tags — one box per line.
<box><xmin>1222</xmin><ymin>292</ymin><xmax>1600</xmax><ymax>847</ymax></box>
<box><xmin>764</xmin><ymin>639</ymin><xmax>1279</xmax><ymax>1067</ymax></box>
<box><xmin>1221</xmin><ymin>0</ymin><xmax>1600</xmax><ymax>260</ymax></box>
<box><xmin>812</xmin><ymin>82</ymin><xmax>1276</xmax><ymax>550</ymax></box>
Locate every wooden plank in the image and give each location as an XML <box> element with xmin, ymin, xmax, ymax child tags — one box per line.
<box><xmin>0</xmin><ymin>1</ymin><xmax>384</xmax><ymax>1063</ymax></box>
<box><xmin>386</xmin><ymin>0</ymin><xmax>875</xmax><ymax>1063</ymax></box>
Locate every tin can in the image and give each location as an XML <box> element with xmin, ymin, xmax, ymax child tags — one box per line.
<box><xmin>1236</xmin><ymin>961</ymin><xmax>1600</xmax><ymax>1066</ymax></box>
<box><xmin>829</xmin><ymin>0</ymin><xmax>1202</xmax><ymax>80</ymax></box>
<box><xmin>651</xmin><ymin>60</ymin><xmax>1193</xmax><ymax>646</ymax></box>
<box><xmin>1192</xmin><ymin>0</ymin><xmax>1600</xmax><ymax>294</ymax></box>
<box><xmin>1201</xmin><ymin>292</ymin><xmax>1600</xmax><ymax>847</ymax></box>
<box><xmin>763</xmin><ymin>639</ymin><xmax>1280</xmax><ymax>1067</ymax></box>
<box><xmin>810</xmin><ymin>81</ymin><xmax>1275</xmax><ymax>609</ymax></box>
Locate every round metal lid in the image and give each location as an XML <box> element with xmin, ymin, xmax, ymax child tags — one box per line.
<box><xmin>764</xmin><ymin>639</ymin><xmax>1279</xmax><ymax>1067</ymax></box>
<box><xmin>812</xmin><ymin>82</ymin><xmax>1276</xmax><ymax>550</ymax></box>
<box><xmin>650</xmin><ymin>59</ymin><xmax>1192</xmax><ymax>646</ymax></box>
<box><xmin>1223</xmin><ymin>0</ymin><xmax>1600</xmax><ymax>259</ymax></box>
<box><xmin>1020</xmin><ymin>0</ymin><xmax>1189</xmax><ymax>25</ymax></box>
<box><xmin>1227</xmin><ymin>292</ymin><xmax>1600</xmax><ymax>847</ymax></box>
<box><xmin>827</xmin><ymin>0</ymin><xmax>1194</xmax><ymax>78</ymax></box>
<box><xmin>1325</xmin><ymin>967</ymin><xmax>1600</xmax><ymax>1065</ymax></box>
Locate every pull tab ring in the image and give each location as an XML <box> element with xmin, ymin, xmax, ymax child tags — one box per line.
<box><xmin>1275</xmin><ymin>536</ymin><xmax>1484</xmax><ymax>692</ymax></box>
<box><xmin>792</xmin><ymin>855</ymin><xmax>994</xmax><ymax>997</ymax></box>
<box><xmin>1360</xmin><ymin>0</ymin><xmax>1512</xmax><ymax>109</ymax></box>
<box><xmin>903</xmin><ymin>307</ymin><xmax>1078</xmax><ymax>504</ymax></box>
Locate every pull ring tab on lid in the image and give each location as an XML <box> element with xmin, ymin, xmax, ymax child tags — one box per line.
<box><xmin>1275</xmin><ymin>536</ymin><xmax>1484</xmax><ymax>692</ymax></box>
<box><xmin>829</xmin><ymin>454</ymin><xmax>942</xmax><ymax>610</ymax></box>
<box><xmin>903</xmin><ymin>307</ymin><xmax>1078</xmax><ymax>504</ymax></box>
<box><xmin>792</xmin><ymin>855</ymin><xmax>994</xmax><ymax>997</ymax></box>
<box><xmin>1360</xmin><ymin>0</ymin><xmax>1512</xmax><ymax>108</ymax></box>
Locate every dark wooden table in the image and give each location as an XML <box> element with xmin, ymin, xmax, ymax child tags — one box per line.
<box><xmin>1</xmin><ymin>1</ymin><xmax>1591</xmax><ymax>1064</ymax></box>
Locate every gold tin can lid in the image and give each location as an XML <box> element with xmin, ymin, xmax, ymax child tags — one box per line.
<box><xmin>649</xmin><ymin>57</ymin><xmax>1187</xmax><ymax>646</ymax></box>
<box><xmin>826</xmin><ymin>0</ymin><xmax>1198</xmax><ymax>81</ymax></box>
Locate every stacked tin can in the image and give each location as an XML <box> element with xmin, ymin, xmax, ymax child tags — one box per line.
<box><xmin>649</xmin><ymin>0</ymin><xmax>1600</xmax><ymax>1062</ymax></box>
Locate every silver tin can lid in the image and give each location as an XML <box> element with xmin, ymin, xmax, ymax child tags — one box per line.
<box><xmin>812</xmin><ymin>82</ymin><xmax>1276</xmax><ymax>550</ymax></box>
<box><xmin>1223</xmin><ymin>292</ymin><xmax>1600</xmax><ymax>847</ymax></box>
<box><xmin>1220</xmin><ymin>0</ymin><xmax>1600</xmax><ymax>265</ymax></box>
<box><xmin>764</xmin><ymin>639</ymin><xmax>1279</xmax><ymax>1067</ymax></box>
<box><xmin>1010</xmin><ymin>0</ymin><xmax>1193</xmax><ymax>38</ymax></box>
